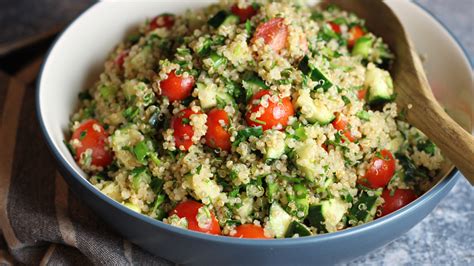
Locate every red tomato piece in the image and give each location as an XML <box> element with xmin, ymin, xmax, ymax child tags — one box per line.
<box><xmin>252</xmin><ymin>18</ymin><xmax>289</xmax><ymax>52</ymax></box>
<box><xmin>114</xmin><ymin>49</ymin><xmax>129</xmax><ymax>68</ymax></box>
<box><xmin>359</xmin><ymin>149</ymin><xmax>396</xmax><ymax>189</ymax></box>
<box><xmin>348</xmin><ymin>25</ymin><xmax>365</xmax><ymax>48</ymax></box>
<box><xmin>205</xmin><ymin>109</ymin><xmax>231</xmax><ymax>151</ymax></box>
<box><xmin>71</xmin><ymin>119</ymin><xmax>112</xmax><ymax>168</ymax></box>
<box><xmin>357</xmin><ymin>89</ymin><xmax>367</xmax><ymax>100</ymax></box>
<box><xmin>159</xmin><ymin>70</ymin><xmax>195</xmax><ymax>102</ymax></box>
<box><xmin>328</xmin><ymin>21</ymin><xmax>341</xmax><ymax>34</ymax></box>
<box><xmin>171</xmin><ymin>109</ymin><xmax>201</xmax><ymax>151</ymax></box>
<box><xmin>332</xmin><ymin>112</ymin><xmax>356</xmax><ymax>142</ymax></box>
<box><xmin>231</xmin><ymin>4</ymin><xmax>257</xmax><ymax>22</ymax></box>
<box><xmin>149</xmin><ymin>14</ymin><xmax>175</xmax><ymax>30</ymax></box>
<box><xmin>379</xmin><ymin>189</ymin><xmax>417</xmax><ymax>217</ymax></box>
<box><xmin>169</xmin><ymin>200</ymin><xmax>221</xmax><ymax>235</ymax></box>
<box><xmin>233</xmin><ymin>224</ymin><xmax>269</xmax><ymax>239</ymax></box>
<box><xmin>245</xmin><ymin>90</ymin><xmax>294</xmax><ymax>131</ymax></box>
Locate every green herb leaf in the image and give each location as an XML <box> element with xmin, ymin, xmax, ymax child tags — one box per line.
<box><xmin>233</xmin><ymin>127</ymin><xmax>264</xmax><ymax>146</ymax></box>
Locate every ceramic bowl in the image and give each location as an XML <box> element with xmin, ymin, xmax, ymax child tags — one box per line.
<box><xmin>37</xmin><ymin>0</ymin><xmax>473</xmax><ymax>264</ymax></box>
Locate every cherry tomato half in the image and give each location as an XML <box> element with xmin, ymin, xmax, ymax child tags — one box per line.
<box><xmin>159</xmin><ymin>70</ymin><xmax>195</xmax><ymax>102</ymax></box>
<box><xmin>205</xmin><ymin>109</ymin><xmax>231</xmax><ymax>151</ymax></box>
<box><xmin>233</xmin><ymin>224</ymin><xmax>269</xmax><ymax>239</ymax></box>
<box><xmin>328</xmin><ymin>21</ymin><xmax>341</xmax><ymax>34</ymax></box>
<box><xmin>245</xmin><ymin>90</ymin><xmax>294</xmax><ymax>131</ymax></box>
<box><xmin>171</xmin><ymin>108</ymin><xmax>201</xmax><ymax>151</ymax></box>
<box><xmin>379</xmin><ymin>189</ymin><xmax>417</xmax><ymax>217</ymax></box>
<box><xmin>149</xmin><ymin>14</ymin><xmax>175</xmax><ymax>30</ymax></box>
<box><xmin>348</xmin><ymin>25</ymin><xmax>365</xmax><ymax>48</ymax></box>
<box><xmin>359</xmin><ymin>149</ymin><xmax>396</xmax><ymax>189</ymax></box>
<box><xmin>357</xmin><ymin>89</ymin><xmax>367</xmax><ymax>100</ymax></box>
<box><xmin>231</xmin><ymin>4</ymin><xmax>257</xmax><ymax>23</ymax></box>
<box><xmin>71</xmin><ymin>119</ymin><xmax>112</xmax><ymax>168</ymax></box>
<box><xmin>114</xmin><ymin>49</ymin><xmax>129</xmax><ymax>68</ymax></box>
<box><xmin>332</xmin><ymin>112</ymin><xmax>356</xmax><ymax>142</ymax></box>
<box><xmin>169</xmin><ymin>200</ymin><xmax>221</xmax><ymax>235</ymax></box>
<box><xmin>252</xmin><ymin>18</ymin><xmax>288</xmax><ymax>52</ymax></box>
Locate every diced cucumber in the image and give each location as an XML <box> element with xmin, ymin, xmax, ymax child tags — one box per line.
<box><xmin>242</xmin><ymin>73</ymin><xmax>269</xmax><ymax>100</ymax></box>
<box><xmin>299</xmin><ymin>56</ymin><xmax>333</xmax><ymax>91</ymax></box>
<box><xmin>208</xmin><ymin>11</ymin><xmax>239</xmax><ymax>28</ymax></box>
<box><xmin>295</xmin><ymin>90</ymin><xmax>335</xmax><ymax>125</ymax></box>
<box><xmin>307</xmin><ymin>204</ymin><xmax>327</xmax><ymax>233</ymax></box>
<box><xmin>209</xmin><ymin>51</ymin><xmax>227</xmax><ymax>68</ymax></box>
<box><xmin>131</xmin><ymin>167</ymin><xmax>152</xmax><ymax>191</ymax></box>
<box><xmin>352</xmin><ymin>36</ymin><xmax>373</xmax><ymax>58</ymax></box>
<box><xmin>308</xmin><ymin>198</ymin><xmax>347</xmax><ymax>233</ymax></box>
<box><xmin>261</xmin><ymin>130</ymin><xmax>286</xmax><ymax>160</ymax></box>
<box><xmin>293</xmin><ymin>183</ymin><xmax>309</xmax><ymax>218</ymax></box>
<box><xmin>124</xmin><ymin>202</ymin><xmax>141</xmax><ymax>213</ymax></box>
<box><xmin>216</xmin><ymin>91</ymin><xmax>234</xmax><ymax>108</ymax></box>
<box><xmin>266</xmin><ymin>178</ymin><xmax>279</xmax><ymax>203</ymax></box>
<box><xmin>364</xmin><ymin>64</ymin><xmax>394</xmax><ymax>104</ymax></box>
<box><xmin>236</xmin><ymin>196</ymin><xmax>254</xmax><ymax>220</ymax></box>
<box><xmin>285</xmin><ymin>221</ymin><xmax>312</xmax><ymax>238</ymax></box>
<box><xmin>269</xmin><ymin>203</ymin><xmax>293</xmax><ymax>238</ymax></box>
<box><xmin>294</xmin><ymin>139</ymin><xmax>320</xmax><ymax>181</ymax></box>
<box><xmin>349</xmin><ymin>191</ymin><xmax>380</xmax><ymax>223</ymax></box>
<box><xmin>197</xmin><ymin>82</ymin><xmax>217</xmax><ymax>109</ymax></box>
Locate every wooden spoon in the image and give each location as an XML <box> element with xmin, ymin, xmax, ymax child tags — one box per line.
<box><xmin>323</xmin><ymin>0</ymin><xmax>474</xmax><ymax>184</ymax></box>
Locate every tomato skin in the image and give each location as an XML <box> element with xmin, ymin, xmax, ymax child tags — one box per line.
<box><xmin>252</xmin><ymin>18</ymin><xmax>289</xmax><ymax>52</ymax></box>
<box><xmin>328</xmin><ymin>21</ymin><xmax>341</xmax><ymax>34</ymax></box>
<box><xmin>233</xmin><ymin>224</ymin><xmax>269</xmax><ymax>239</ymax></box>
<box><xmin>171</xmin><ymin>109</ymin><xmax>200</xmax><ymax>151</ymax></box>
<box><xmin>71</xmin><ymin>119</ymin><xmax>112</xmax><ymax>168</ymax></box>
<box><xmin>348</xmin><ymin>25</ymin><xmax>365</xmax><ymax>47</ymax></box>
<box><xmin>231</xmin><ymin>4</ymin><xmax>257</xmax><ymax>22</ymax></box>
<box><xmin>357</xmin><ymin>89</ymin><xmax>367</xmax><ymax>100</ymax></box>
<box><xmin>359</xmin><ymin>149</ymin><xmax>396</xmax><ymax>189</ymax></box>
<box><xmin>114</xmin><ymin>50</ymin><xmax>129</xmax><ymax>68</ymax></box>
<box><xmin>149</xmin><ymin>14</ymin><xmax>175</xmax><ymax>30</ymax></box>
<box><xmin>245</xmin><ymin>90</ymin><xmax>294</xmax><ymax>131</ymax></box>
<box><xmin>379</xmin><ymin>189</ymin><xmax>417</xmax><ymax>217</ymax></box>
<box><xmin>331</xmin><ymin>112</ymin><xmax>356</xmax><ymax>142</ymax></box>
<box><xmin>160</xmin><ymin>70</ymin><xmax>195</xmax><ymax>102</ymax></box>
<box><xmin>169</xmin><ymin>200</ymin><xmax>221</xmax><ymax>235</ymax></box>
<box><xmin>205</xmin><ymin>109</ymin><xmax>231</xmax><ymax>151</ymax></box>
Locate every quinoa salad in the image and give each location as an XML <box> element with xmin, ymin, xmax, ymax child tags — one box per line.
<box><xmin>67</xmin><ymin>0</ymin><xmax>445</xmax><ymax>238</ymax></box>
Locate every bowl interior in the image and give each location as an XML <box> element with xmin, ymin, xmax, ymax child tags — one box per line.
<box><xmin>38</xmin><ymin>0</ymin><xmax>472</xmax><ymax>237</ymax></box>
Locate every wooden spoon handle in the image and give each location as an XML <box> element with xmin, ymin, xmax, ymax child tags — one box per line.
<box><xmin>406</xmin><ymin>92</ymin><xmax>474</xmax><ymax>185</ymax></box>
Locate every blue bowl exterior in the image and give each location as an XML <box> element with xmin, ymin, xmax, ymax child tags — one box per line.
<box><xmin>37</xmin><ymin>1</ymin><xmax>468</xmax><ymax>265</ymax></box>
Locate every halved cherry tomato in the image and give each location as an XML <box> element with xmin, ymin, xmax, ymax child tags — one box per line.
<box><xmin>159</xmin><ymin>70</ymin><xmax>195</xmax><ymax>102</ymax></box>
<box><xmin>114</xmin><ymin>49</ymin><xmax>129</xmax><ymax>68</ymax></box>
<box><xmin>205</xmin><ymin>109</ymin><xmax>231</xmax><ymax>151</ymax></box>
<box><xmin>231</xmin><ymin>4</ymin><xmax>257</xmax><ymax>22</ymax></box>
<box><xmin>359</xmin><ymin>149</ymin><xmax>396</xmax><ymax>189</ymax></box>
<box><xmin>252</xmin><ymin>18</ymin><xmax>288</xmax><ymax>52</ymax></box>
<box><xmin>328</xmin><ymin>21</ymin><xmax>341</xmax><ymax>34</ymax></box>
<box><xmin>245</xmin><ymin>90</ymin><xmax>294</xmax><ymax>131</ymax></box>
<box><xmin>357</xmin><ymin>89</ymin><xmax>367</xmax><ymax>100</ymax></box>
<box><xmin>332</xmin><ymin>112</ymin><xmax>356</xmax><ymax>142</ymax></box>
<box><xmin>379</xmin><ymin>189</ymin><xmax>417</xmax><ymax>217</ymax></box>
<box><xmin>169</xmin><ymin>200</ymin><xmax>221</xmax><ymax>235</ymax></box>
<box><xmin>71</xmin><ymin>119</ymin><xmax>112</xmax><ymax>168</ymax></box>
<box><xmin>348</xmin><ymin>25</ymin><xmax>365</xmax><ymax>48</ymax></box>
<box><xmin>233</xmin><ymin>224</ymin><xmax>269</xmax><ymax>239</ymax></box>
<box><xmin>149</xmin><ymin>14</ymin><xmax>175</xmax><ymax>30</ymax></box>
<box><xmin>171</xmin><ymin>108</ymin><xmax>201</xmax><ymax>151</ymax></box>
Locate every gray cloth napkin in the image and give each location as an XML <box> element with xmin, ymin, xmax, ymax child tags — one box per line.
<box><xmin>0</xmin><ymin>61</ymin><xmax>172</xmax><ymax>265</ymax></box>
